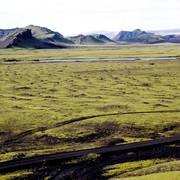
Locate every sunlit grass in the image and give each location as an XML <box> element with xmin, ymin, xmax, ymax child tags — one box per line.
<box><xmin>111</xmin><ymin>171</ymin><xmax>180</xmax><ymax>180</ymax></box>
<box><xmin>108</xmin><ymin>160</ymin><xmax>180</xmax><ymax>179</ymax></box>
<box><xmin>103</xmin><ymin>159</ymin><xmax>166</xmax><ymax>177</ymax></box>
<box><xmin>0</xmin><ymin>170</ymin><xmax>32</xmax><ymax>180</ymax></box>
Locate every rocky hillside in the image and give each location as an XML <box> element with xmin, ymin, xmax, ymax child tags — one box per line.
<box><xmin>25</xmin><ymin>25</ymin><xmax>74</xmax><ymax>45</ymax></box>
<box><xmin>0</xmin><ymin>29</ymin><xmax>65</xmax><ymax>49</ymax></box>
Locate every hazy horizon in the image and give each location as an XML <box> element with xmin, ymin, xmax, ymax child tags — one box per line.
<box><xmin>0</xmin><ymin>0</ymin><xmax>179</xmax><ymax>36</ymax></box>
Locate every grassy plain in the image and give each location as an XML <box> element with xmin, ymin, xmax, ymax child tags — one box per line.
<box><xmin>0</xmin><ymin>59</ymin><xmax>179</xmax><ymax>160</ymax></box>
<box><xmin>0</xmin><ymin>44</ymin><xmax>180</xmax><ymax>61</ymax></box>
<box><xmin>0</xmin><ymin>47</ymin><xmax>180</xmax><ymax>179</ymax></box>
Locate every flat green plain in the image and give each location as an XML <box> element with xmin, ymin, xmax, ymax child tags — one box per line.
<box><xmin>0</xmin><ymin>44</ymin><xmax>180</xmax><ymax>61</ymax></box>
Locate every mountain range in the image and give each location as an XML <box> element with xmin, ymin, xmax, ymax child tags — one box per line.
<box><xmin>0</xmin><ymin>25</ymin><xmax>180</xmax><ymax>49</ymax></box>
<box><xmin>148</xmin><ymin>29</ymin><xmax>180</xmax><ymax>36</ymax></box>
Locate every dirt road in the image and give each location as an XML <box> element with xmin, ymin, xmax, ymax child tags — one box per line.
<box><xmin>0</xmin><ymin>135</ymin><xmax>180</xmax><ymax>173</ymax></box>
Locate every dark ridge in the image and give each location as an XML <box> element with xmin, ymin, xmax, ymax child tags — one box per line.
<box><xmin>68</xmin><ymin>34</ymin><xmax>105</xmax><ymax>44</ymax></box>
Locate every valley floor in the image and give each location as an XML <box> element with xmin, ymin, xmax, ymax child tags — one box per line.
<box><xmin>0</xmin><ymin>44</ymin><xmax>180</xmax><ymax>61</ymax></box>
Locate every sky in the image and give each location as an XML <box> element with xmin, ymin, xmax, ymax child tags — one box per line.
<box><xmin>0</xmin><ymin>0</ymin><xmax>180</xmax><ymax>36</ymax></box>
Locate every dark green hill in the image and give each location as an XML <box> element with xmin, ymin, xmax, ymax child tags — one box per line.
<box><xmin>92</xmin><ymin>34</ymin><xmax>115</xmax><ymax>43</ymax></box>
<box><xmin>25</xmin><ymin>25</ymin><xmax>74</xmax><ymax>45</ymax></box>
<box><xmin>68</xmin><ymin>34</ymin><xmax>103</xmax><ymax>44</ymax></box>
<box><xmin>0</xmin><ymin>29</ymin><xmax>65</xmax><ymax>49</ymax></box>
<box><xmin>68</xmin><ymin>34</ymin><xmax>115</xmax><ymax>44</ymax></box>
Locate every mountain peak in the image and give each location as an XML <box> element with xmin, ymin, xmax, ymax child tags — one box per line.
<box><xmin>134</xmin><ymin>29</ymin><xmax>142</xmax><ymax>32</ymax></box>
<box><xmin>24</xmin><ymin>25</ymin><xmax>74</xmax><ymax>44</ymax></box>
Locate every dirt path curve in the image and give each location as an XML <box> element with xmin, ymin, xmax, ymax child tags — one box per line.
<box><xmin>0</xmin><ymin>135</ymin><xmax>180</xmax><ymax>173</ymax></box>
<box><xmin>2</xmin><ymin>109</ymin><xmax>180</xmax><ymax>145</ymax></box>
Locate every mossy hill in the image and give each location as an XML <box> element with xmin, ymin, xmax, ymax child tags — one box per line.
<box><xmin>68</xmin><ymin>34</ymin><xmax>115</xmax><ymax>44</ymax></box>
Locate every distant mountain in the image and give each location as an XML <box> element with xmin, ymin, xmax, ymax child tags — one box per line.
<box><xmin>25</xmin><ymin>25</ymin><xmax>74</xmax><ymax>45</ymax></box>
<box><xmin>113</xmin><ymin>29</ymin><xmax>165</xmax><ymax>44</ymax></box>
<box><xmin>149</xmin><ymin>29</ymin><xmax>180</xmax><ymax>36</ymax></box>
<box><xmin>0</xmin><ymin>28</ymin><xmax>19</xmax><ymax>38</ymax></box>
<box><xmin>68</xmin><ymin>34</ymin><xmax>103</xmax><ymax>44</ymax></box>
<box><xmin>164</xmin><ymin>35</ymin><xmax>180</xmax><ymax>43</ymax></box>
<box><xmin>113</xmin><ymin>29</ymin><xmax>145</xmax><ymax>41</ymax></box>
<box><xmin>0</xmin><ymin>29</ymin><xmax>65</xmax><ymax>49</ymax></box>
<box><xmin>68</xmin><ymin>34</ymin><xmax>115</xmax><ymax>44</ymax></box>
<box><xmin>84</xmin><ymin>31</ymin><xmax>117</xmax><ymax>39</ymax></box>
<box><xmin>92</xmin><ymin>34</ymin><xmax>115</xmax><ymax>43</ymax></box>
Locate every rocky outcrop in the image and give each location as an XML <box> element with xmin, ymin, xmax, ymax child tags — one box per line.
<box><xmin>113</xmin><ymin>29</ymin><xmax>145</xmax><ymax>41</ymax></box>
<box><xmin>113</xmin><ymin>29</ymin><xmax>165</xmax><ymax>44</ymax></box>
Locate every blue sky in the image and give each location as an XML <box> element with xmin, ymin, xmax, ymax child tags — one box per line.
<box><xmin>0</xmin><ymin>0</ymin><xmax>179</xmax><ymax>35</ymax></box>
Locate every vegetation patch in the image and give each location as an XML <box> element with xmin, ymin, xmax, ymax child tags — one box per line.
<box><xmin>103</xmin><ymin>159</ymin><xmax>166</xmax><ymax>177</ymax></box>
<box><xmin>113</xmin><ymin>160</ymin><xmax>180</xmax><ymax>179</ymax></box>
<box><xmin>111</xmin><ymin>171</ymin><xmax>180</xmax><ymax>180</ymax></box>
